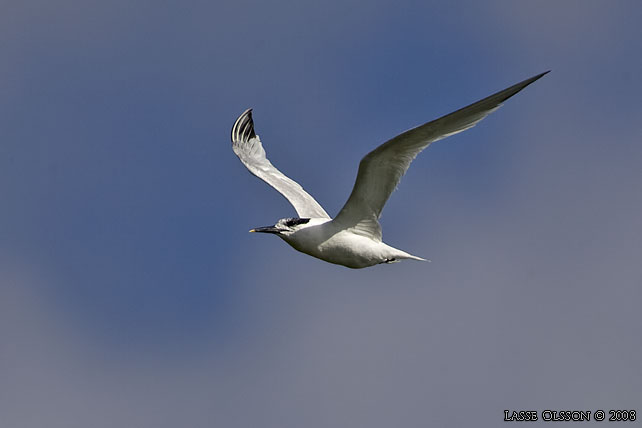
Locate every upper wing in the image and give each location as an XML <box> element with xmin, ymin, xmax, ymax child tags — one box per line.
<box><xmin>333</xmin><ymin>71</ymin><xmax>549</xmax><ymax>240</ymax></box>
<box><xmin>231</xmin><ymin>109</ymin><xmax>330</xmax><ymax>219</ymax></box>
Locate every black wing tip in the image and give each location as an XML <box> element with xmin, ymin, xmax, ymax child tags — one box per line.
<box><xmin>523</xmin><ymin>70</ymin><xmax>551</xmax><ymax>86</ymax></box>
<box><xmin>231</xmin><ymin>108</ymin><xmax>256</xmax><ymax>143</ymax></box>
<box><xmin>532</xmin><ymin>70</ymin><xmax>551</xmax><ymax>81</ymax></box>
<box><xmin>493</xmin><ymin>70</ymin><xmax>550</xmax><ymax>105</ymax></box>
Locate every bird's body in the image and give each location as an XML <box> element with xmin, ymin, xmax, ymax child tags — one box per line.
<box><xmin>231</xmin><ymin>72</ymin><xmax>548</xmax><ymax>268</ymax></box>
<box><xmin>274</xmin><ymin>217</ymin><xmax>424</xmax><ymax>269</ymax></box>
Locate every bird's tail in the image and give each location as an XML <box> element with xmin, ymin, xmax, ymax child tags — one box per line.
<box><xmin>394</xmin><ymin>249</ymin><xmax>430</xmax><ymax>263</ymax></box>
<box><xmin>406</xmin><ymin>254</ymin><xmax>430</xmax><ymax>263</ymax></box>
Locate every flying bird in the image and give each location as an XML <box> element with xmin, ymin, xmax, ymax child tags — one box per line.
<box><xmin>231</xmin><ymin>71</ymin><xmax>548</xmax><ymax>268</ymax></box>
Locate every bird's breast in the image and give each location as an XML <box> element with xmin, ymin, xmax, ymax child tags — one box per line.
<box><xmin>285</xmin><ymin>227</ymin><xmax>387</xmax><ymax>268</ymax></box>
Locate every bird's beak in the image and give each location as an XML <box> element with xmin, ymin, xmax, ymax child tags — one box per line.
<box><xmin>249</xmin><ymin>226</ymin><xmax>282</xmax><ymax>234</ymax></box>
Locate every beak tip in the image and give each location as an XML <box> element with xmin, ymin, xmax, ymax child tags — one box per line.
<box><xmin>249</xmin><ymin>229</ymin><xmax>256</xmax><ymax>233</ymax></box>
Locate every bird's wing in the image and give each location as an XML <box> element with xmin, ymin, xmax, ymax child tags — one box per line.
<box><xmin>333</xmin><ymin>71</ymin><xmax>549</xmax><ymax>240</ymax></box>
<box><xmin>231</xmin><ymin>109</ymin><xmax>330</xmax><ymax>219</ymax></box>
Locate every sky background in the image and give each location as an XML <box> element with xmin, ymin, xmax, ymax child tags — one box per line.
<box><xmin>2</xmin><ymin>1</ymin><xmax>641</xmax><ymax>427</ymax></box>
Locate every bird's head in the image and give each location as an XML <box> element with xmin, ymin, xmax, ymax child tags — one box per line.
<box><xmin>249</xmin><ymin>217</ymin><xmax>312</xmax><ymax>237</ymax></box>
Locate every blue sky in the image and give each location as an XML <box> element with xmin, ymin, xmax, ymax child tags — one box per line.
<box><xmin>2</xmin><ymin>1</ymin><xmax>641</xmax><ymax>427</ymax></box>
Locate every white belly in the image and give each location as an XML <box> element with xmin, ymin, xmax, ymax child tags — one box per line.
<box><xmin>277</xmin><ymin>218</ymin><xmax>424</xmax><ymax>269</ymax></box>
<box><xmin>285</xmin><ymin>228</ymin><xmax>396</xmax><ymax>268</ymax></box>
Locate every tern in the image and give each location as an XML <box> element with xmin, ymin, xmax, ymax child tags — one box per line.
<box><xmin>231</xmin><ymin>71</ymin><xmax>548</xmax><ymax>268</ymax></box>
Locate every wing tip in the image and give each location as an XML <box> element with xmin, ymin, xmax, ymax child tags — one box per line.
<box><xmin>530</xmin><ymin>69</ymin><xmax>551</xmax><ymax>83</ymax></box>
<box><xmin>520</xmin><ymin>69</ymin><xmax>551</xmax><ymax>88</ymax></box>
<box><xmin>492</xmin><ymin>70</ymin><xmax>550</xmax><ymax>105</ymax></box>
<box><xmin>231</xmin><ymin>108</ymin><xmax>256</xmax><ymax>143</ymax></box>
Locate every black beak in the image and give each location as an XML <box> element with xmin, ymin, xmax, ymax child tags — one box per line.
<box><xmin>249</xmin><ymin>226</ymin><xmax>282</xmax><ymax>234</ymax></box>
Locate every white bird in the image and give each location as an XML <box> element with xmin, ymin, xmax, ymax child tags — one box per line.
<box><xmin>231</xmin><ymin>71</ymin><xmax>548</xmax><ymax>268</ymax></box>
